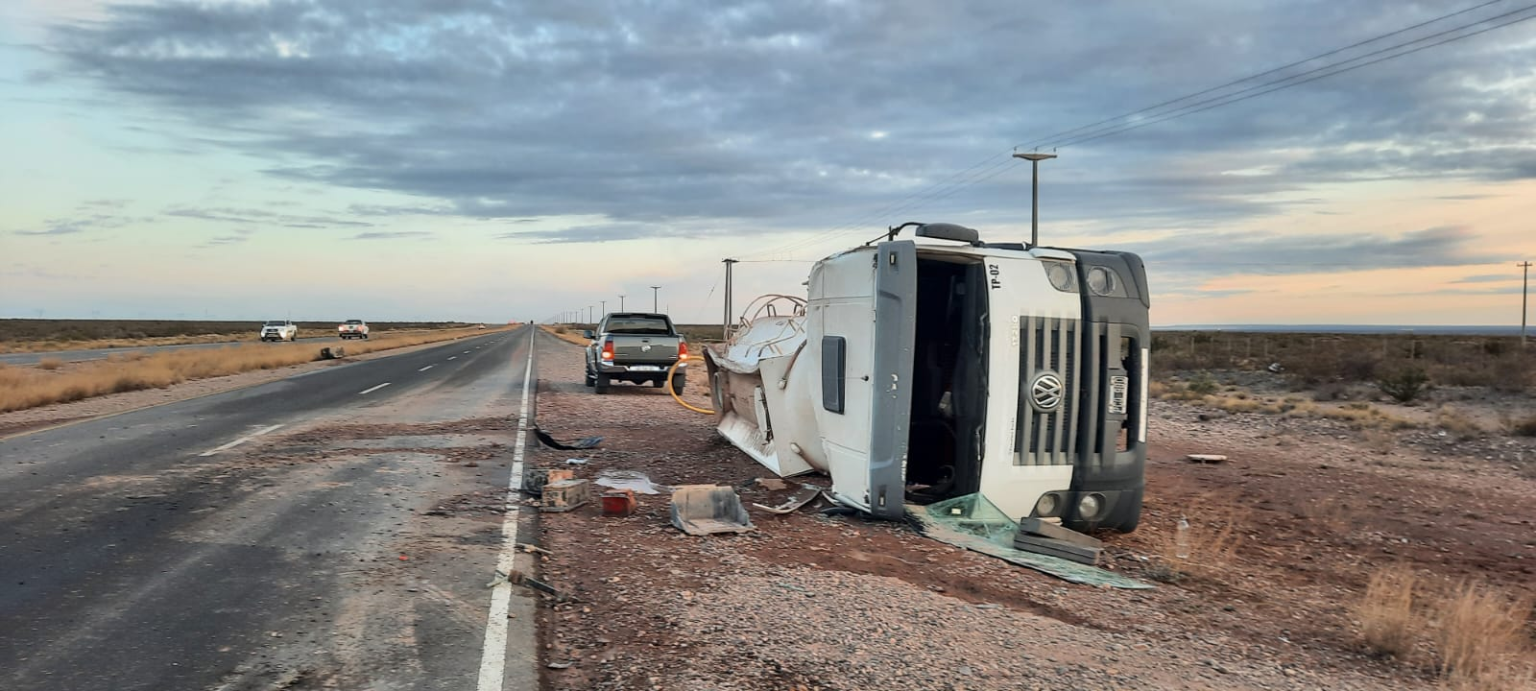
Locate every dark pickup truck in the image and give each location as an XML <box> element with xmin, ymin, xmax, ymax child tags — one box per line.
<box><xmin>583</xmin><ymin>312</ymin><xmax>689</xmax><ymax>394</ymax></box>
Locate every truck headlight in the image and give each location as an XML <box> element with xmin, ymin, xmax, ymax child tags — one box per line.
<box><xmin>1086</xmin><ymin>267</ymin><xmax>1119</xmax><ymax>296</ymax></box>
<box><xmin>1034</xmin><ymin>492</ymin><xmax>1061</xmax><ymax>517</ymax></box>
<box><xmin>1077</xmin><ymin>493</ymin><xmax>1104</xmax><ymax>520</ymax></box>
<box><xmin>1045</xmin><ymin>262</ymin><xmax>1077</xmax><ymax>292</ymax></box>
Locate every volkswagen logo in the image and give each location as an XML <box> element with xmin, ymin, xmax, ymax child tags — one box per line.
<box><xmin>1030</xmin><ymin>372</ymin><xmax>1064</xmax><ymax>411</ymax></box>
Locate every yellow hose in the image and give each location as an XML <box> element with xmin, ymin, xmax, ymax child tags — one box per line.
<box><xmin>666</xmin><ymin>357</ymin><xmax>714</xmax><ymax>415</ymax></box>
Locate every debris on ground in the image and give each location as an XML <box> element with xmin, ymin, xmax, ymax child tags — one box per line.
<box><xmin>565</xmin><ymin>457</ymin><xmax>589</xmax><ymax>465</ymax></box>
<box><xmin>593</xmin><ymin>469</ymin><xmax>671</xmax><ymax>495</ymax></box>
<box><xmin>1186</xmin><ymin>453</ymin><xmax>1229</xmax><ymax>464</ymax></box>
<box><xmin>669</xmin><ymin>484</ymin><xmax>755</xmax><ymax>536</ymax></box>
<box><xmin>522</xmin><ymin>467</ymin><xmax>574</xmax><ymax>496</ymax></box>
<box><xmin>540</xmin><ymin>479</ymin><xmax>592</xmax><ymax>513</ymax></box>
<box><xmin>751</xmin><ymin>483</ymin><xmax>823</xmax><ymax>514</ymax></box>
<box><xmin>914</xmin><ymin>494</ymin><xmax>1149</xmax><ymax>588</ymax></box>
<box><xmin>600</xmin><ymin>488</ymin><xmax>637</xmax><ymax>516</ymax></box>
<box><xmin>533</xmin><ymin>427</ymin><xmax>603</xmax><ymax>450</ymax></box>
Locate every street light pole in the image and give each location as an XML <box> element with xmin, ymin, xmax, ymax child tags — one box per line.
<box><xmin>722</xmin><ymin>259</ymin><xmax>738</xmax><ymax>340</ymax></box>
<box><xmin>618</xmin><ymin>295</ymin><xmax>625</xmax><ymax>311</ymax></box>
<box><xmin>650</xmin><ymin>285</ymin><xmax>661</xmax><ymax>312</ymax></box>
<box><xmin>601</xmin><ymin>300</ymin><xmax>606</xmax><ymax>318</ymax></box>
<box><xmin>1520</xmin><ymin>261</ymin><xmax>1532</xmax><ymax>347</ymax></box>
<box><xmin>1013</xmin><ymin>151</ymin><xmax>1057</xmax><ymax>248</ymax></box>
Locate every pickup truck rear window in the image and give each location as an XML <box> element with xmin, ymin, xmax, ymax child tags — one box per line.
<box><xmin>605</xmin><ymin>317</ymin><xmax>671</xmax><ymax>334</ymax></box>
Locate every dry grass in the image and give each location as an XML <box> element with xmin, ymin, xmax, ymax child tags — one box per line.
<box><xmin>1505</xmin><ymin>412</ymin><xmax>1536</xmax><ymax>437</ymax></box>
<box><xmin>36</xmin><ymin>358</ymin><xmax>64</xmax><ymax>371</ymax></box>
<box><xmin>1356</xmin><ymin>565</ymin><xmax>1422</xmax><ymax>659</ymax></box>
<box><xmin>1434</xmin><ymin>581</ymin><xmax>1534</xmax><ymax>689</ymax></box>
<box><xmin>0</xmin><ymin>327</ymin><xmax>507</xmax><ymax>413</ymax></box>
<box><xmin>1433</xmin><ymin>405</ymin><xmax>1485</xmax><ymax>439</ymax></box>
<box><xmin>1146</xmin><ymin>503</ymin><xmax>1243</xmax><ymax>582</ymax></box>
<box><xmin>1353</xmin><ymin>568</ymin><xmax>1536</xmax><ymax>689</ymax></box>
<box><xmin>541</xmin><ymin>325</ymin><xmax>593</xmax><ymax>347</ymax></box>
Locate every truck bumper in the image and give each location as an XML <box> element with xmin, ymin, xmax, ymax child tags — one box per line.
<box><xmin>595</xmin><ymin>361</ymin><xmax>686</xmax><ymax>379</ymax></box>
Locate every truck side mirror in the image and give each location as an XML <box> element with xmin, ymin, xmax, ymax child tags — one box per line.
<box><xmin>582</xmin><ymin>330</ymin><xmax>595</xmax><ymax>340</ymax></box>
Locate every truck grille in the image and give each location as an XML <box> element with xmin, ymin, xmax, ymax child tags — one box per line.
<box><xmin>1014</xmin><ymin>316</ymin><xmax>1079</xmax><ymax>466</ymax></box>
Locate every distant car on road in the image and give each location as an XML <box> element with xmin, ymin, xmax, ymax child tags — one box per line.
<box><xmin>583</xmin><ymin>312</ymin><xmax>688</xmax><ymax>394</ymax></box>
<box><xmin>338</xmin><ymin>319</ymin><xmax>370</xmax><ymax>340</ymax></box>
<box><xmin>260</xmin><ymin>320</ymin><xmax>298</xmax><ymax>342</ymax></box>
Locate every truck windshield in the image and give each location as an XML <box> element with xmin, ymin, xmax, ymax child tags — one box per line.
<box><xmin>606</xmin><ymin>317</ymin><xmax>671</xmax><ymax>334</ymax></box>
<box><xmin>264</xmin><ymin>321</ymin><xmax>286</xmax><ymax>326</ymax></box>
<box><xmin>346</xmin><ymin>320</ymin><xmax>363</xmax><ymax>324</ymax></box>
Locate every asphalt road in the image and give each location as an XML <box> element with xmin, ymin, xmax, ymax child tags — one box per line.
<box><xmin>0</xmin><ymin>326</ymin><xmax>540</xmax><ymax>690</ymax></box>
<box><xmin>0</xmin><ymin>335</ymin><xmax>340</xmax><ymax>366</ymax></box>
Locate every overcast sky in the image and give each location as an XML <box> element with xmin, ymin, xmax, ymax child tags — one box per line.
<box><xmin>3</xmin><ymin>0</ymin><xmax>1534</xmax><ymax>326</ymax></box>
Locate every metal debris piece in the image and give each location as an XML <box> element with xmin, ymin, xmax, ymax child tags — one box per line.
<box><xmin>601</xmin><ymin>488</ymin><xmax>637</xmax><ymax>516</ymax></box>
<box><xmin>565</xmin><ymin>458</ymin><xmax>589</xmax><ymax>465</ymax></box>
<box><xmin>516</xmin><ymin>542</ymin><xmax>552</xmax><ymax>555</ymax></box>
<box><xmin>318</xmin><ymin>346</ymin><xmax>346</xmax><ymax>360</ymax></box>
<box><xmin>752</xmin><ymin>483</ymin><xmax>823</xmax><ymax>514</ymax></box>
<box><xmin>754</xmin><ymin>477</ymin><xmax>790</xmax><ymax>491</ymax></box>
<box><xmin>533</xmin><ymin>427</ymin><xmax>603</xmax><ymax>450</ymax></box>
<box><xmin>670</xmin><ymin>485</ymin><xmax>755</xmax><ymax>536</ymax></box>
<box><xmin>1186</xmin><ymin>454</ymin><xmax>1228</xmax><ymax>464</ymax></box>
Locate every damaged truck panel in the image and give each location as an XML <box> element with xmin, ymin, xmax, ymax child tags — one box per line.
<box><xmin>705</xmin><ymin>222</ymin><xmax>1150</xmax><ymax>533</ymax></box>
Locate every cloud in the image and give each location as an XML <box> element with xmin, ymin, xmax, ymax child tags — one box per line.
<box><xmin>1452</xmin><ymin>273</ymin><xmax>1518</xmax><ymax>283</ymax></box>
<box><xmin>31</xmin><ymin>0</ymin><xmax>1536</xmax><ymax>244</ymax></box>
<box><xmin>1134</xmin><ymin>225</ymin><xmax>1501</xmax><ymax>277</ymax></box>
<box><xmin>163</xmin><ymin>206</ymin><xmax>373</xmax><ymax>228</ymax></box>
<box><xmin>348</xmin><ymin>231</ymin><xmax>433</xmax><ymax>240</ymax></box>
<box><xmin>13</xmin><ymin>211</ymin><xmax>143</xmax><ymax>235</ymax></box>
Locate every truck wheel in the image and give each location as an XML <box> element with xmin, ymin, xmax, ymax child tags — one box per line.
<box><xmin>584</xmin><ymin>369</ymin><xmax>596</xmax><ymax>387</ymax></box>
<box><xmin>594</xmin><ymin>375</ymin><xmax>610</xmax><ymax>394</ymax></box>
<box><xmin>671</xmin><ymin>375</ymin><xmax>686</xmax><ymax>393</ymax></box>
<box><xmin>651</xmin><ymin>378</ymin><xmax>665</xmax><ymax>388</ymax></box>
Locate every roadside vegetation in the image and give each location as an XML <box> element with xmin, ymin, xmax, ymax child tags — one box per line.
<box><xmin>1151</xmin><ymin>331</ymin><xmax>1533</xmax><ymax>434</ymax></box>
<box><xmin>0</xmin><ymin>326</ymin><xmax>507</xmax><ymax>413</ymax></box>
<box><xmin>0</xmin><ymin>318</ymin><xmax>478</xmax><ymax>354</ymax></box>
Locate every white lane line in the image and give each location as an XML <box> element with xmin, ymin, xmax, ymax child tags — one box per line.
<box><xmin>448</xmin><ymin>356</ymin><xmax>457</xmax><ymax>361</ymax></box>
<box><xmin>463</xmin><ymin>350</ymin><xmax>472</xmax><ymax>354</ymax></box>
<box><xmin>359</xmin><ymin>382</ymin><xmax>391</xmax><ymax>395</ymax></box>
<box><xmin>477</xmin><ymin>327</ymin><xmax>535</xmax><ymax>691</ymax></box>
<box><xmin>418</xmin><ymin>365</ymin><xmax>435</xmax><ymax>372</ymax></box>
<box><xmin>198</xmin><ymin>424</ymin><xmax>284</xmax><ymax>457</ymax></box>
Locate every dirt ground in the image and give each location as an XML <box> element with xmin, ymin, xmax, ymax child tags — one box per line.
<box><xmin>524</xmin><ymin>337</ymin><xmax>1535</xmax><ymax>691</ymax></box>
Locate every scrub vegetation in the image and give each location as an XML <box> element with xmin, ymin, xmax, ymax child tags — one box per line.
<box><xmin>0</xmin><ymin>318</ymin><xmax>476</xmax><ymax>353</ymax></box>
<box><xmin>0</xmin><ymin>326</ymin><xmax>505</xmax><ymax>413</ymax></box>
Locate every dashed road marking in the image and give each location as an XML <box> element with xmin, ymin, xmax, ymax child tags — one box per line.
<box><xmin>418</xmin><ymin>365</ymin><xmax>434</xmax><ymax>372</ymax></box>
<box><xmin>197</xmin><ymin>424</ymin><xmax>283</xmax><ymax>457</ymax></box>
<box><xmin>359</xmin><ymin>382</ymin><xmax>391</xmax><ymax>395</ymax></box>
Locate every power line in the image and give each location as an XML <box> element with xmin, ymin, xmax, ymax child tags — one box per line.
<box><xmin>1014</xmin><ymin>0</ymin><xmax>1512</xmax><ymax>150</ymax></box>
<box><xmin>1047</xmin><ymin>3</ymin><xmax>1536</xmax><ymax>149</ymax></box>
<box><xmin>748</xmin><ymin>0</ymin><xmax>1535</xmax><ymax>260</ymax></box>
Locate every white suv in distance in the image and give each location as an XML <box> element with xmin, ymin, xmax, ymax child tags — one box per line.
<box><xmin>338</xmin><ymin>319</ymin><xmax>370</xmax><ymax>340</ymax></box>
<box><xmin>260</xmin><ymin>320</ymin><xmax>298</xmax><ymax>342</ymax></box>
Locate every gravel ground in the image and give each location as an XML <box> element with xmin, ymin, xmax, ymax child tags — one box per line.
<box><xmin>522</xmin><ymin>334</ymin><xmax>1532</xmax><ymax>691</ymax></box>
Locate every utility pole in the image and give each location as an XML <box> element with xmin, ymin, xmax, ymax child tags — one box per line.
<box><xmin>650</xmin><ymin>285</ymin><xmax>661</xmax><ymax>312</ymax></box>
<box><xmin>1520</xmin><ymin>261</ymin><xmax>1532</xmax><ymax>347</ymax></box>
<box><xmin>722</xmin><ymin>259</ymin><xmax>738</xmax><ymax>340</ymax></box>
<box><xmin>600</xmin><ymin>300</ymin><xmax>606</xmax><ymax>318</ymax></box>
<box><xmin>618</xmin><ymin>294</ymin><xmax>626</xmax><ymax>311</ymax></box>
<box><xmin>1012</xmin><ymin>151</ymin><xmax>1057</xmax><ymax>248</ymax></box>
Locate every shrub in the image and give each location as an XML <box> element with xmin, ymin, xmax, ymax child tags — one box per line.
<box><xmin>36</xmin><ymin>358</ymin><xmax>64</xmax><ymax>371</ymax></box>
<box><xmin>1377</xmin><ymin>367</ymin><xmax>1430</xmax><ymax>403</ymax></box>
<box><xmin>1435</xmin><ymin>581</ymin><xmax>1533</xmax><ymax>688</ymax></box>
<box><xmin>1187</xmin><ymin>372</ymin><xmax>1219</xmax><ymax>396</ymax></box>
<box><xmin>1357</xmin><ymin>565</ymin><xmax>1421</xmax><ymax>659</ymax></box>
<box><xmin>1508</xmin><ymin>413</ymin><xmax>1536</xmax><ymax>437</ymax></box>
<box><xmin>1337</xmin><ymin>354</ymin><xmax>1380</xmax><ymax>382</ymax></box>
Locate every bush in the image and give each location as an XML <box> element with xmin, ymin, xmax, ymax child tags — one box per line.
<box><xmin>1509</xmin><ymin>413</ymin><xmax>1536</xmax><ymax>437</ymax></box>
<box><xmin>1377</xmin><ymin>367</ymin><xmax>1430</xmax><ymax>403</ymax></box>
<box><xmin>1357</xmin><ymin>566</ymin><xmax>1421</xmax><ymax>659</ymax></box>
<box><xmin>1187</xmin><ymin>372</ymin><xmax>1219</xmax><ymax>395</ymax></box>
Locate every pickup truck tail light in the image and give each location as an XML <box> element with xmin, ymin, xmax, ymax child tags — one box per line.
<box><xmin>601</xmin><ymin>340</ymin><xmax>615</xmax><ymax>361</ymax></box>
<box><xmin>678</xmin><ymin>341</ymin><xmax>689</xmax><ymax>360</ymax></box>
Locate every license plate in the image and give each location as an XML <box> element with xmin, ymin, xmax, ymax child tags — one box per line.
<box><xmin>1108</xmin><ymin>375</ymin><xmax>1129</xmax><ymax>415</ymax></box>
<box><xmin>628</xmin><ymin>365</ymin><xmax>661</xmax><ymax>372</ymax></box>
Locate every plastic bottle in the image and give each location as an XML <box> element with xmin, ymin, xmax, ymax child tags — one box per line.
<box><xmin>1175</xmin><ymin>516</ymin><xmax>1192</xmax><ymax>561</ymax></box>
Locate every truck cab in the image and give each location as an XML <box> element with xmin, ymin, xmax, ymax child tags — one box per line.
<box><xmin>705</xmin><ymin>223</ymin><xmax>1149</xmax><ymax>532</ymax></box>
<box><xmin>260</xmin><ymin>320</ymin><xmax>298</xmax><ymax>342</ymax></box>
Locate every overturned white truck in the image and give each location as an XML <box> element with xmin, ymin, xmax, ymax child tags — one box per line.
<box><xmin>705</xmin><ymin>222</ymin><xmax>1149</xmax><ymax>532</ymax></box>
